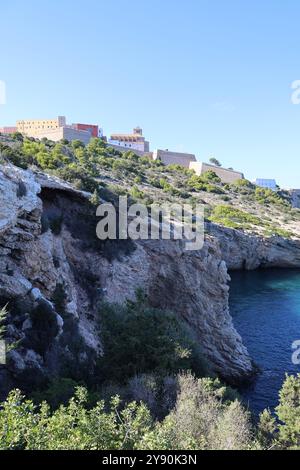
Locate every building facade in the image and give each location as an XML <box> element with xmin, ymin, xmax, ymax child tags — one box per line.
<box><xmin>0</xmin><ymin>127</ymin><xmax>17</xmax><ymax>134</ymax></box>
<box><xmin>72</xmin><ymin>123</ymin><xmax>99</xmax><ymax>138</ymax></box>
<box><xmin>190</xmin><ymin>162</ymin><xmax>244</xmax><ymax>183</ymax></box>
<box><xmin>153</xmin><ymin>149</ymin><xmax>196</xmax><ymax>168</ymax></box>
<box><xmin>15</xmin><ymin>116</ymin><xmax>96</xmax><ymax>144</ymax></box>
<box><xmin>29</xmin><ymin>126</ymin><xmax>92</xmax><ymax>145</ymax></box>
<box><xmin>16</xmin><ymin>116</ymin><xmax>66</xmax><ymax>138</ymax></box>
<box><xmin>109</xmin><ymin>127</ymin><xmax>150</xmax><ymax>152</ymax></box>
<box><xmin>255</xmin><ymin>179</ymin><xmax>277</xmax><ymax>190</ymax></box>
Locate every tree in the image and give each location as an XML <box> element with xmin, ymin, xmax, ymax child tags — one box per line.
<box><xmin>90</xmin><ymin>189</ymin><xmax>101</xmax><ymax>206</ymax></box>
<box><xmin>276</xmin><ymin>374</ymin><xmax>300</xmax><ymax>449</ymax></box>
<box><xmin>97</xmin><ymin>291</ymin><xmax>206</xmax><ymax>384</ymax></box>
<box><xmin>139</xmin><ymin>373</ymin><xmax>254</xmax><ymax>450</ymax></box>
<box><xmin>0</xmin><ymin>388</ymin><xmax>152</xmax><ymax>450</ymax></box>
<box><xmin>209</xmin><ymin>157</ymin><xmax>222</xmax><ymax>167</ymax></box>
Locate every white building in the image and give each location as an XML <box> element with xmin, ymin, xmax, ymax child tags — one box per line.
<box><xmin>255</xmin><ymin>179</ymin><xmax>277</xmax><ymax>190</ymax></box>
<box><xmin>109</xmin><ymin>127</ymin><xmax>150</xmax><ymax>152</ymax></box>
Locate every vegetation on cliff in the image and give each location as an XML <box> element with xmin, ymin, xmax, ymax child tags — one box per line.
<box><xmin>1</xmin><ymin>135</ymin><xmax>300</xmax><ymax>451</ymax></box>
<box><xmin>1</xmin><ymin>133</ymin><xmax>300</xmax><ymax>239</ymax></box>
<box><xmin>1</xmin><ymin>372</ymin><xmax>300</xmax><ymax>450</ymax></box>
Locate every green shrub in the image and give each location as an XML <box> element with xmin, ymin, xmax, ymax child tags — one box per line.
<box><xmin>234</xmin><ymin>178</ymin><xmax>254</xmax><ymax>188</ymax></box>
<box><xmin>130</xmin><ymin>186</ymin><xmax>144</xmax><ymax>200</ymax></box>
<box><xmin>97</xmin><ymin>291</ymin><xmax>208</xmax><ymax>384</ymax></box>
<box><xmin>210</xmin><ymin>205</ymin><xmax>262</xmax><ymax>229</ymax></box>
<box><xmin>187</xmin><ymin>175</ymin><xmax>222</xmax><ymax>193</ymax></box>
<box><xmin>263</xmin><ymin>226</ymin><xmax>294</xmax><ymax>239</ymax></box>
<box><xmin>28</xmin><ymin>299</ymin><xmax>60</xmax><ymax>356</ymax></box>
<box><xmin>31</xmin><ymin>378</ymin><xmax>80</xmax><ymax>409</ymax></box>
<box><xmin>201</xmin><ymin>170</ymin><xmax>221</xmax><ymax>183</ymax></box>
<box><xmin>255</xmin><ymin>187</ymin><xmax>288</xmax><ymax>207</ymax></box>
<box><xmin>139</xmin><ymin>373</ymin><xmax>254</xmax><ymax>450</ymax></box>
<box><xmin>134</xmin><ymin>175</ymin><xmax>143</xmax><ymax>184</ymax></box>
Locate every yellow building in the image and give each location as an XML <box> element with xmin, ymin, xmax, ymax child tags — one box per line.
<box><xmin>16</xmin><ymin>116</ymin><xmax>66</xmax><ymax>138</ymax></box>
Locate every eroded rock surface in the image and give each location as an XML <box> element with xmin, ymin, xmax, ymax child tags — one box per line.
<box><xmin>208</xmin><ymin>222</ymin><xmax>300</xmax><ymax>270</ymax></box>
<box><xmin>0</xmin><ymin>164</ymin><xmax>275</xmax><ymax>396</ymax></box>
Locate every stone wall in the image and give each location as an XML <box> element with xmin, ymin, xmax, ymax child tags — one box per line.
<box><xmin>108</xmin><ymin>143</ymin><xmax>153</xmax><ymax>158</ymax></box>
<box><xmin>33</xmin><ymin>127</ymin><xmax>92</xmax><ymax>145</ymax></box>
<box><xmin>190</xmin><ymin>162</ymin><xmax>244</xmax><ymax>183</ymax></box>
<box><xmin>153</xmin><ymin>149</ymin><xmax>196</xmax><ymax>168</ymax></box>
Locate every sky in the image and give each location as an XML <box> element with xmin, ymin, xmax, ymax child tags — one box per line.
<box><xmin>1</xmin><ymin>0</ymin><xmax>300</xmax><ymax>188</ymax></box>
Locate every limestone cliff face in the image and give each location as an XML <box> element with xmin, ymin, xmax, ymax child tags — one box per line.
<box><xmin>101</xmin><ymin>239</ymin><xmax>254</xmax><ymax>384</ymax></box>
<box><xmin>208</xmin><ymin>222</ymin><xmax>300</xmax><ymax>270</ymax></box>
<box><xmin>0</xmin><ymin>164</ymin><xmax>257</xmax><ymax>396</ymax></box>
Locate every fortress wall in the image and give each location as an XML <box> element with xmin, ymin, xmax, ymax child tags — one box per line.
<box><xmin>190</xmin><ymin>162</ymin><xmax>244</xmax><ymax>183</ymax></box>
<box><xmin>33</xmin><ymin>127</ymin><xmax>92</xmax><ymax>145</ymax></box>
<box><xmin>153</xmin><ymin>149</ymin><xmax>196</xmax><ymax>168</ymax></box>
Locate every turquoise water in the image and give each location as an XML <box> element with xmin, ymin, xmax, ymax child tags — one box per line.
<box><xmin>229</xmin><ymin>269</ymin><xmax>300</xmax><ymax>415</ymax></box>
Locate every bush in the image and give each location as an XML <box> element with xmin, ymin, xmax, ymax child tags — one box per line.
<box><xmin>28</xmin><ymin>299</ymin><xmax>59</xmax><ymax>356</ymax></box>
<box><xmin>31</xmin><ymin>378</ymin><xmax>80</xmax><ymax>409</ymax></box>
<box><xmin>210</xmin><ymin>204</ymin><xmax>262</xmax><ymax>229</ymax></box>
<box><xmin>187</xmin><ymin>175</ymin><xmax>222</xmax><ymax>193</ymax></box>
<box><xmin>139</xmin><ymin>373</ymin><xmax>254</xmax><ymax>450</ymax></box>
<box><xmin>0</xmin><ymin>388</ymin><xmax>152</xmax><ymax>450</ymax></box>
<box><xmin>233</xmin><ymin>178</ymin><xmax>254</xmax><ymax>189</ymax></box>
<box><xmin>97</xmin><ymin>291</ymin><xmax>208</xmax><ymax>384</ymax></box>
<box><xmin>255</xmin><ymin>187</ymin><xmax>288</xmax><ymax>207</ymax></box>
<box><xmin>275</xmin><ymin>374</ymin><xmax>300</xmax><ymax>449</ymax></box>
<box><xmin>130</xmin><ymin>186</ymin><xmax>144</xmax><ymax>200</ymax></box>
<box><xmin>0</xmin><ymin>143</ymin><xmax>28</xmax><ymax>168</ymax></box>
<box><xmin>3</xmin><ymin>371</ymin><xmax>300</xmax><ymax>450</ymax></box>
<box><xmin>201</xmin><ymin>170</ymin><xmax>221</xmax><ymax>183</ymax></box>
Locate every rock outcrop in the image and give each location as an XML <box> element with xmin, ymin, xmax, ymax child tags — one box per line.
<box><xmin>208</xmin><ymin>222</ymin><xmax>300</xmax><ymax>270</ymax></box>
<box><xmin>101</xmin><ymin>239</ymin><xmax>254</xmax><ymax>384</ymax></box>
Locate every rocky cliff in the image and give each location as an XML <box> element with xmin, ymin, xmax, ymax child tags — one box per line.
<box><xmin>0</xmin><ymin>164</ymin><xmax>268</xmax><ymax>397</ymax></box>
<box><xmin>208</xmin><ymin>222</ymin><xmax>300</xmax><ymax>270</ymax></box>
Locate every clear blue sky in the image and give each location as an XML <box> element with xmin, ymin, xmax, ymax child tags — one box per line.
<box><xmin>1</xmin><ymin>0</ymin><xmax>300</xmax><ymax>188</ymax></box>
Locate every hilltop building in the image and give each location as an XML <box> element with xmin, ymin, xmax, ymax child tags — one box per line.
<box><xmin>15</xmin><ymin>116</ymin><xmax>101</xmax><ymax>144</ymax></box>
<box><xmin>30</xmin><ymin>126</ymin><xmax>93</xmax><ymax>145</ymax></box>
<box><xmin>190</xmin><ymin>162</ymin><xmax>244</xmax><ymax>183</ymax></box>
<box><xmin>0</xmin><ymin>126</ymin><xmax>17</xmax><ymax>135</ymax></box>
<box><xmin>72</xmin><ymin>122</ymin><xmax>100</xmax><ymax>138</ymax></box>
<box><xmin>16</xmin><ymin>116</ymin><xmax>67</xmax><ymax>137</ymax></box>
<box><xmin>10</xmin><ymin>116</ymin><xmax>250</xmax><ymax>184</ymax></box>
<box><xmin>255</xmin><ymin>179</ymin><xmax>277</xmax><ymax>190</ymax></box>
<box><xmin>109</xmin><ymin>127</ymin><xmax>150</xmax><ymax>152</ymax></box>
